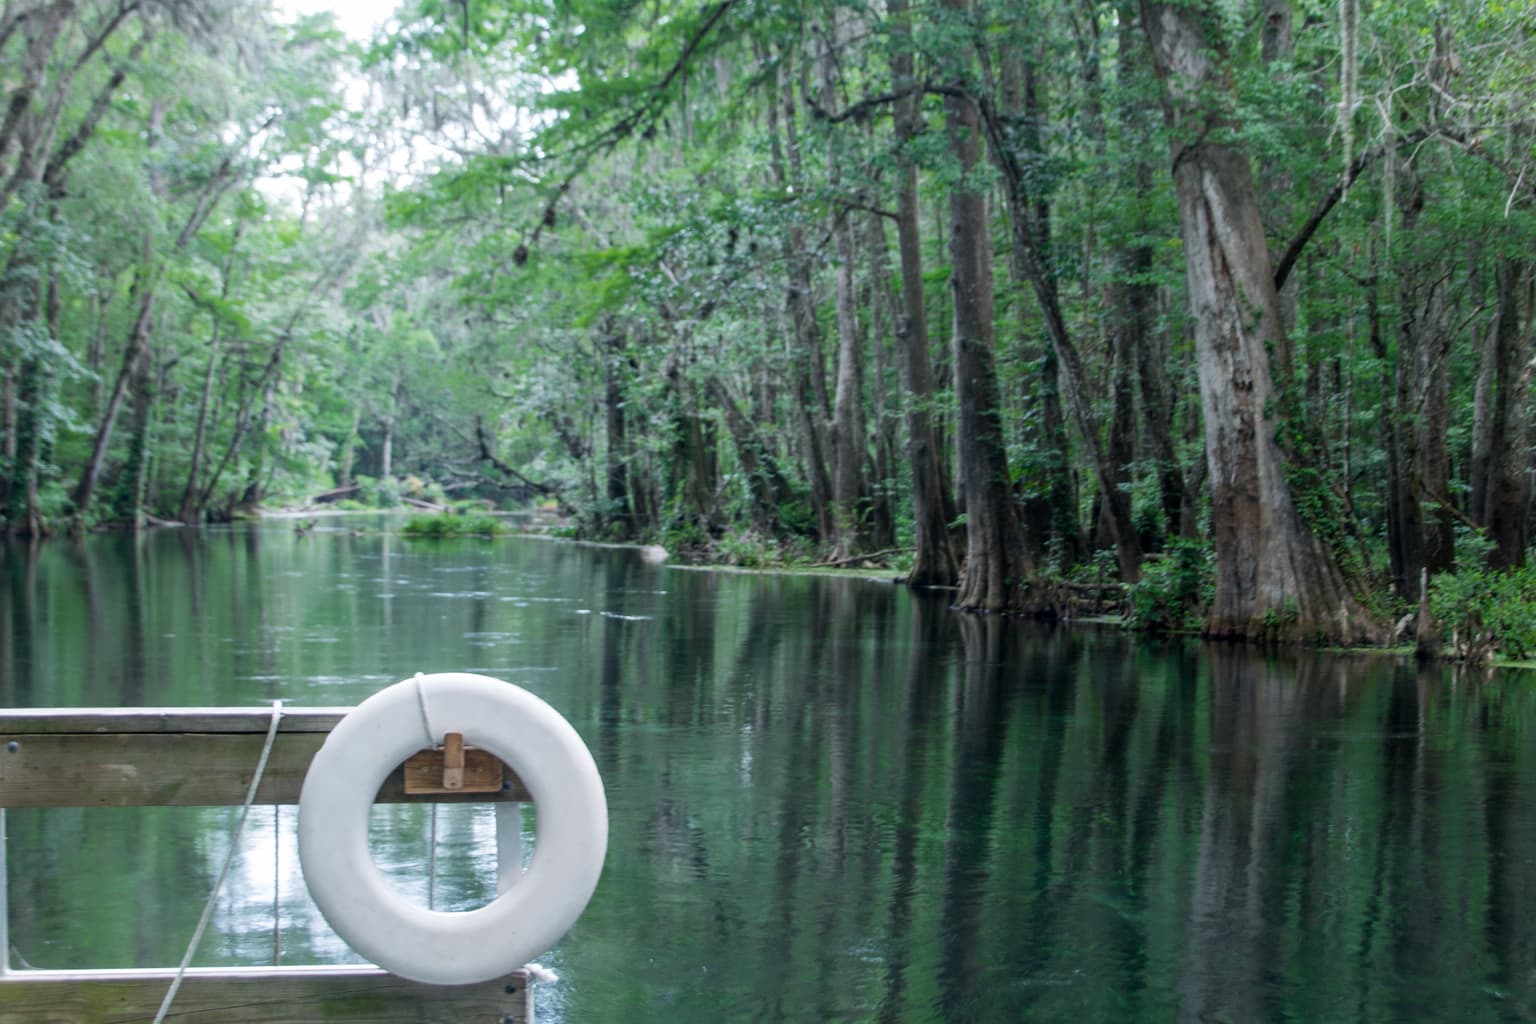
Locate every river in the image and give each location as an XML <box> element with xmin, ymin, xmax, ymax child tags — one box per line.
<box><xmin>3</xmin><ymin>522</ymin><xmax>1535</xmax><ymax>1022</ymax></box>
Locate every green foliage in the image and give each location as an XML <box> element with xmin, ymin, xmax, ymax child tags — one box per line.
<box><xmin>713</xmin><ymin>530</ymin><xmax>781</xmax><ymax>568</ymax></box>
<box><xmin>4</xmin><ymin>0</ymin><xmax>1535</xmax><ymax>658</ymax></box>
<box><xmin>1128</xmin><ymin>539</ymin><xmax>1214</xmax><ymax>634</ymax></box>
<box><xmin>356</xmin><ymin>475</ymin><xmax>402</xmax><ymax>509</ymax></box>
<box><xmin>401</xmin><ymin>512</ymin><xmax>508</xmax><ymax>537</ymax></box>
<box><xmin>660</xmin><ymin>515</ymin><xmax>708</xmax><ymax>554</ymax></box>
<box><xmin>1428</xmin><ymin>559</ymin><xmax>1536</xmax><ymax>665</ymax></box>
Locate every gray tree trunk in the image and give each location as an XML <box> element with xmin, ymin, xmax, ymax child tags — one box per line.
<box><xmin>982</xmin><ymin>39</ymin><xmax>1142</xmax><ymax>580</ymax></box>
<box><xmin>602</xmin><ymin>322</ymin><xmax>632</xmax><ymax>540</ymax></box>
<box><xmin>764</xmin><ymin>49</ymin><xmax>832</xmax><ymax>540</ymax></box>
<box><xmin>1478</xmin><ymin>259</ymin><xmax>1530</xmax><ymax>569</ymax></box>
<box><xmin>890</xmin><ymin>0</ymin><xmax>959</xmax><ymax>587</ymax></box>
<box><xmin>1142</xmin><ymin>0</ymin><xmax>1383</xmax><ymax>643</ymax></box>
<box><xmin>942</xmin><ymin>12</ymin><xmax>1037</xmax><ymax>612</ymax></box>
<box><xmin>820</xmin><ymin>15</ymin><xmax>870</xmax><ymax>561</ymax></box>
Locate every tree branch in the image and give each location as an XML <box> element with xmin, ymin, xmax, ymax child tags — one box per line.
<box><xmin>473</xmin><ymin>416</ymin><xmax>561</xmax><ymax>496</ymax></box>
<box><xmin>806</xmin><ymin>81</ymin><xmax>924</xmax><ymax>125</ymax></box>
<box><xmin>1273</xmin><ymin>127</ymin><xmax>1434</xmax><ymax>290</ymax></box>
<box><xmin>45</xmin><ymin>25</ymin><xmax>153</xmax><ymax>195</ymax></box>
<box><xmin>521</xmin><ymin>1</ymin><xmax>741</xmax><ymax>256</ymax></box>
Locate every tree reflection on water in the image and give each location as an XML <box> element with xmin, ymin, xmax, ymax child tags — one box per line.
<box><xmin>4</xmin><ymin>528</ymin><xmax>1535</xmax><ymax>1022</ymax></box>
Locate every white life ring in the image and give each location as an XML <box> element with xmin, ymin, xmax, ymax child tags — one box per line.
<box><xmin>297</xmin><ymin>672</ymin><xmax>607</xmax><ymax>986</ymax></box>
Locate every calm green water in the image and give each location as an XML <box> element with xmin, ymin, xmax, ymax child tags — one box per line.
<box><xmin>4</xmin><ymin>523</ymin><xmax>1536</xmax><ymax>1022</ymax></box>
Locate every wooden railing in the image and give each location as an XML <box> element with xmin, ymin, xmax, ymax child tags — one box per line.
<box><xmin>0</xmin><ymin>707</ymin><xmax>535</xmax><ymax>1024</ymax></box>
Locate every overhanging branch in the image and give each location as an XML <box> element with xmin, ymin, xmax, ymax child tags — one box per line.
<box><xmin>473</xmin><ymin>416</ymin><xmax>560</xmax><ymax>497</ymax></box>
<box><xmin>523</xmin><ymin>1</ymin><xmax>741</xmax><ymax>256</ymax></box>
<box><xmin>1273</xmin><ymin>127</ymin><xmax>1434</xmax><ymax>290</ymax></box>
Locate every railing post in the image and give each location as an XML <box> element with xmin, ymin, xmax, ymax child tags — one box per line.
<box><xmin>496</xmin><ymin>802</ymin><xmax>523</xmax><ymax>894</ymax></box>
<box><xmin>1</xmin><ymin>808</ymin><xmax>9</xmax><ymax>977</ymax></box>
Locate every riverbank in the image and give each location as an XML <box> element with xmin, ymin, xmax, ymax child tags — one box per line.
<box><xmin>252</xmin><ymin>507</ymin><xmax>1536</xmax><ymax>671</ymax></box>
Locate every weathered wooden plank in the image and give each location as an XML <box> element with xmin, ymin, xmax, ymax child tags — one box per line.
<box><xmin>0</xmin><ymin>708</ymin><xmax>351</xmax><ymax>735</ymax></box>
<box><xmin>0</xmin><ymin>733</ymin><xmax>530</xmax><ymax>809</ymax></box>
<box><xmin>404</xmin><ymin>744</ymin><xmax>503</xmax><ymax>795</ymax></box>
<box><xmin>0</xmin><ymin>966</ymin><xmax>533</xmax><ymax>1023</ymax></box>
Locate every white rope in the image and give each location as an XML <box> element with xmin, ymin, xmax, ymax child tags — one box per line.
<box><xmin>154</xmin><ymin>701</ymin><xmax>284</xmax><ymax>1024</ymax></box>
<box><xmin>415</xmin><ymin>672</ymin><xmax>440</xmax><ymax>910</ymax></box>
<box><xmin>413</xmin><ymin>671</ymin><xmax>438</xmax><ymax>746</ymax></box>
<box><xmin>427</xmin><ymin>803</ymin><xmax>438</xmax><ymax>910</ymax></box>
<box><xmin>272</xmin><ymin>804</ymin><xmax>281</xmax><ymax>965</ymax></box>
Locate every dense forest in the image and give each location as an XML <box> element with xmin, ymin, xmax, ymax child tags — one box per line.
<box><xmin>2</xmin><ymin>0</ymin><xmax>1536</xmax><ymax>647</ymax></box>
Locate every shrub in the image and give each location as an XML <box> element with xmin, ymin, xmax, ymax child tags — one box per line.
<box><xmin>401</xmin><ymin>513</ymin><xmax>507</xmax><ymax>538</ymax></box>
<box><xmin>1428</xmin><ymin>562</ymin><xmax>1536</xmax><ymax>665</ymax></box>
<box><xmin>1128</xmin><ymin>538</ymin><xmax>1213</xmax><ymax>634</ymax></box>
<box><xmin>356</xmin><ymin>475</ymin><xmax>402</xmax><ymax>509</ymax></box>
<box><xmin>714</xmin><ymin>530</ymin><xmax>776</xmax><ymax>568</ymax></box>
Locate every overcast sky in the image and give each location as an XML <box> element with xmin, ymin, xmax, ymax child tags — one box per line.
<box><xmin>272</xmin><ymin>0</ymin><xmax>390</xmax><ymax>40</ymax></box>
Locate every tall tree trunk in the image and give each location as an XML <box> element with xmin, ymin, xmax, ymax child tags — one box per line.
<box><xmin>602</xmin><ymin>322</ymin><xmax>633</xmax><ymax>540</ymax></box>
<box><xmin>72</xmin><ymin>277</ymin><xmax>154</xmax><ymax>521</ymax></box>
<box><xmin>1477</xmin><ymin>259</ymin><xmax>1530</xmax><ymax>569</ymax></box>
<box><xmin>240</xmin><ymin>374</ymin><xmax>278</xmax><ymax>509</ymax></box>
<box><xmin>71</xmin><ymin>104</ymin><xmax>237</xmax><ymax>525</ymax></box>
<box><xmin>5</xmin><ymin>260</ymin><xmax>57</xmax><ymax>538</ymax></box>
<box><xmin>763</xmin><ymin>45</ymin><xmax>833</xmax><ymax>540</ymax></box>
<box><xmin>1105</xmin><ymin>294</ymin><xmax>1140</xmax><ymax>550</ymax></box>
<box><xmin>8</xmin><ymin>349</ymin><xmax>45</xmax><ymax>537</ymax></box>
<box><xmin>942</xmin><ymin>6</ymin><xmax>1037</xmax><ymax>612</ymax></box>
<box><xmin>1142</xmin><ymin>0</ymin><xmax>1384</xmax><ymax>643</ymax></box>
<box><xmin>1385</xmin><ymin>166</ymin><xmax>1454</xmax><ymax>598</ymax></box>
<box><xmin>1424</xmin><ymin>36</ymin><xmax>1476</xmax><ymax>556</ymax></box>
<box><xmin>178</xmin><ymin>323</ymin><xmax>221</xmax><ymax>524</ymax></box>
<box><xmin>202</xmin><ymin>346</ymin><xmax>282</xmax><ymax>515</ymax></box>
<box><xmin>982</xmin><ymin>40</ymin><xmax>1143</xmax><ymax>580</ymax></box>
<box><xmin>179</xmin><ymin>225</ymin><xmax>242</xmax><ymax>525</ymax></box>
<box><xmin>1042</xmin><ymin>348</ymin><xmax>1084</xmax><ymax>564</ymax></box>
<box><xmin>1259</xmin><ymin>0</ymin><xmax>1299</xmax><ymax>340</ymax></box>
<box><xmin>820</xmin><ymin>15</ymin><xmax>871</xmax><ymax>561</ymax></box>
<box><xmin>1390</xmin><ymin>291</ymin><xmax>1426</xmax><ymax>599</ymax></box>
<box><xmin>1413</xmin><ymin>276</ymin><xmax>1454</xmax><ymax>576</ymax></box>
<box><xmin>1368</xmin><ymin>275</ymin><xmax>1414</xmax><ymax>597</ymax></box>
<box><xmin>1120</xmin><ymin>2</ymin><xmax>1184</xmax><ymax>542</ymax></box>
<box><xmin>379</xmin><ymin>371</ymin><xmax>399</xmax><ymax>480</ymax></box>
<box><xmin>1406</xmin><ymin>270</ymin><xmax>1449</xmax><ymax>583</ymax></box>
<box><xmin>861</xmin><ymin>208</ymin><xmax>899</xmax><ymax>552</ymax></box>
<box><xmin>0</xmin><ymin>0</ymin><xmax>74</xmax><ymax>209</ymax></box>
<box><xmin>666</xmin><ymin>377</ymin><xmax>718</xmax><ymax>538</ymax></box>
<box><xmin>4</xmin><ymin>218</ymin><xmax>58</xmax><ymax>537</ymax></box>
<box><xmin>707</xmin><ymin>374</ymin><xmax>796</xmax><ymax>533</ymax></box>
<box><xmin>890</xmin><ymin>0</ymin><xmax>959</xmax><ymax>587</ymax></box>
<box><xmin>112</xmin><ymin>354</ymin><xmax>155</xmax><ymax>528</ymax></box>
<box><xmin>337</xmin><ymin>406</ymin><xmax>362</xmax><ymax>489</ymax></box>
<box><xmin>829</xmin><ymin>203</ymin><xmax>869</xmax><ymax>559</ymax></box>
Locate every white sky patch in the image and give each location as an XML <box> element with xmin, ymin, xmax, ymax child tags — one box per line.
<box><xmin>272</xmin><ymin>0</ymin><xmax>392</xmax><ymax>40</ymax></box>
<box><xmin>257</xmin><ymin>1</ymin><xmax>398</xmax><ymax>210</ymax></box>
<box><xmin>255</xmin><ymin>0</ymin><xmax>562</xmax><ymax>213</ymax></box>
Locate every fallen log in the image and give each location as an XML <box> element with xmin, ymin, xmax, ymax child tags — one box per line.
<box><xmin>313</xmin><ymin>483</ymin><xmax>361</xmax><ymax>504</ymax></box>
